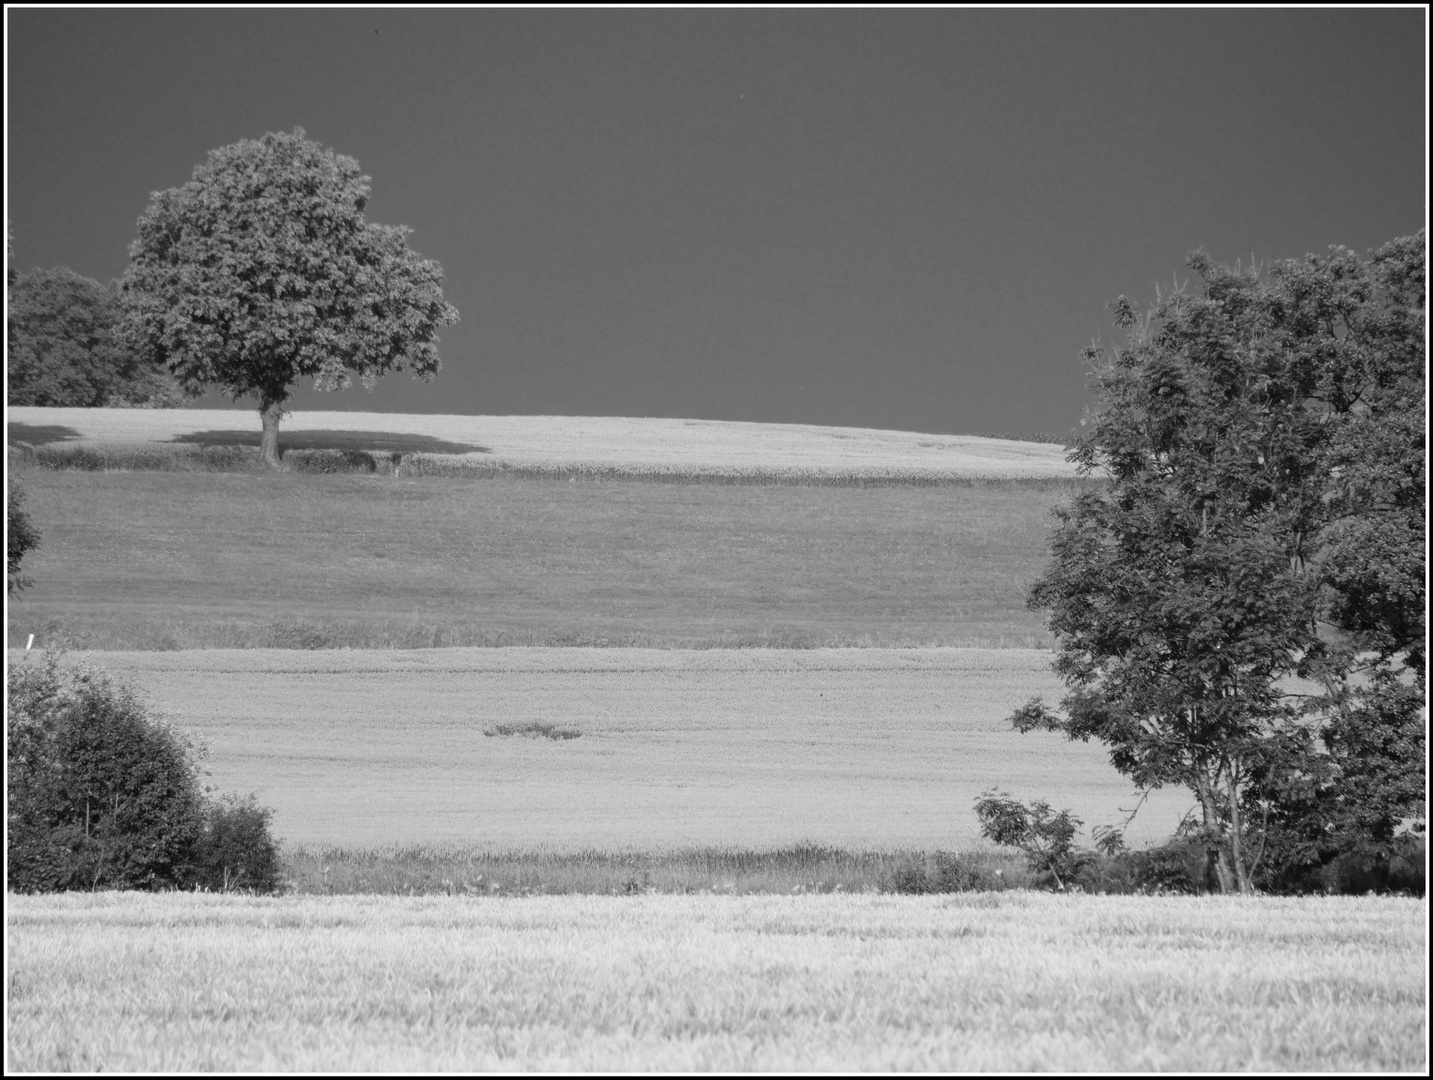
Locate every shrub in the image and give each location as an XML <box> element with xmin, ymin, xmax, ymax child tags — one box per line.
<box><xmin>974</xmin><ymin>789</ymin><xmax>1084</xmax><ymax>890</ymax></box>
<box><xmin>6</xmin><ymin>652</ymin><xmax>282</xmax><ymax>893</ymax></box>
<box><xmin>7</xmin><ymin>480</ymin><xmax>40</xmax><ymax>595</ymax></box>
<box><xmin>888</xmin><ymin>850</ymin><xmax>1026</xmax><ymax>893</ymax></box>
<box><xmin>1386</xmin><ymin>835</ymin><xmax>1426</xmax><ymax>896</ymax></box>
<box><xmin>7</xmin><ymin>653</ymin><xmax>206</xmax><ymax>891</ymax></box>
<box><xmin>285</xmin><ymin>448</ymin><xmax>380</xmax><ymax>474</ymax></box>
<box><xmin>1125</xmin><ymin>838</ymin><xmax>1204</xmax><ymax>895</ymax></box>
<box><xmin>185</xmin><ymin>794</ymin><xmax>283</xmax><ymax>893</ymax></box>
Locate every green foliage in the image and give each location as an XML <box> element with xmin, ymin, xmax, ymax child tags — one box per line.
<box><xmin>9</xmin><ymin>442</ymin><xmax>268</xmax><ymax>473</ymax></box>
<box><xmin>8</xmin><ymin>481</ymin><xmax>40</xmax><ymax>595</ymax></box>
<box><xmin>1014</xmin><ymin>232</ymin><xmax>1426</xmax><ymax>894</ymax></box>
<box><xmin>888</xmin><ymin>850</ymin><xmax>1029</xmax><ymax>894</ymax></box>
<box><xmin>7</xmin><ymin>653</ymin><xmax>206</xmax><ymax>891</ymax></box>
<box><xmin>7</xmin><ymin>267</ymin><xmax>186</xmax><ymax>407</ymax></box>
<box><xmin>973</xmin><ymin>789</ymin><xmax>1084</xmax><ymax>889</ymax></box>
<box><xmin>283</xmin><ymin>843</ymin><xmax>956</xmax><ymax>896</ymax></box>
<box><xmin>1123</xmin><ymin>838</ymin><xmax>1205</xmax><ymax>895</ymax></box>
<box><xmin>186</xmin><ymin>794</ymin><xmax>283</xmax><ymax>894</ymax></box>
<box><xmin>6</xmin><ymin>653</ymin><xmax>282</xmax><ymax>894</ymax></box>
<box><xmin>117</xmin><ymin>127</ymin><xmax>459</xmax><ymax>465</ymax></box>
<box><xmin>283</xmin><ymin>448</ymin><xmax>383</xmax><ymax>474</ymax></box>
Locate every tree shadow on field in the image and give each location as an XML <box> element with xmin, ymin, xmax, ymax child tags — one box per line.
<box><xmin>171</xmin><ymin>429</ymin><xmax>491</xmax><ymax>455</ymax></box>
<box><xmin>8</xmin><ymin>423</ymin><xmax>82</xmax><ymax>446</ymax></box>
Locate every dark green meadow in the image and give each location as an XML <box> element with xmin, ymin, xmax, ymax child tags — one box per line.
<box><xmin>8</xmin><ymin>467</ymin><xmax>1080</xmax><ymax>651</ymax></box>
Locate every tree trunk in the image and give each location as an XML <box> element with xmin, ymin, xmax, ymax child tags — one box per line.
<box><xmin>1196</xmin><ymin>774</ymin><xmax>1238</xmax><ymax>894</ymax></box>
<box><xmin>1227</xmin><ymin>772</ymin><xmax>1254</xmax><ymax>894</ymax></box>
<box><xmin>259</xmin><ymin>399</ymin><xmax>284</xmax><ymax>468</ymax></box>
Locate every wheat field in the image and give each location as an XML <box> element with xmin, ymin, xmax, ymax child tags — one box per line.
<box><xmin>7</xmin><ymin>891</ymin><xmax>1425</xmax><ymax>1071</ymax></box>
<box><xmin>30</xmin><ymin>646</ymin><xmax>1195</xmax><ymax>850</ymax></box>
<box><xmin>7</xmin><ymin>407</ymin><xmax>1077</xmax><ymax>480</ymax></box>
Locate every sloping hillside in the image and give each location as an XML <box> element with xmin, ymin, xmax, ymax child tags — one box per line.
<box><xmin>7</xmin><ymin>408</ymin><xmax>1077</xmax><ymax>481</ymax></box>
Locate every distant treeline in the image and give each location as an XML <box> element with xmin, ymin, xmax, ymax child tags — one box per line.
<box><xmin>6</xmin><ymin>266</ymin><xmax>188</xmax><ymax>408</ymax></box>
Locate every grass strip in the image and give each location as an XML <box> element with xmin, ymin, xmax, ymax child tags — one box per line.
<box><xmin>280</xmin><ymin>843</ymin><xmax>1039</xmax><ymax>896</ymax></box>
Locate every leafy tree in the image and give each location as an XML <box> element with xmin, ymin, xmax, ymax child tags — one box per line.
<box><xmin>118</xmin><ymin>127</ymin><xmax>459</xmax><ymax>467</ymax></box>
<box><xmin>1012</xmin><ymin>232</ymin><xmax>1425</xmax><ymax>894</ymax></box>
<box><xmin>1239</xmin><ymin>232</ymin><xmax>1425</xmax><ymax>889</ymax></box>
<box><xmin>7</xmin><ymin>267</ymin><xmax>186</xmax><ymax>407</ymax></box>
<box><xmin>974</xmin><ymin>789</ymin><xmax>1084</xmax><ymax>889</ymax></box>
<box><xmin>7</xmin><ymin>481</ymin><xmax>41</xmax><ymax>595</ymax></box>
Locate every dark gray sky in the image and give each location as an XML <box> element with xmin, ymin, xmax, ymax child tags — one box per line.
<box><xmin>6</xmin><ymin>9</ymin><xmax>1426</xmax><ymax>434</ymax></box>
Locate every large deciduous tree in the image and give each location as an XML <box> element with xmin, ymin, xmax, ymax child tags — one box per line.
<box><xmin>1012</xmin><ymin>232</ymin><xmax>1425</xmax><ymax>894</ymax></box>
<box><xmin>7</xmin><ymin>267</ymin><xmax>186</xmax><ymax>407</ymax></box>
<box><xmin>118</xmin><ymin>127</ymin><xmax>459</xmax><ymax>466</ymax></box>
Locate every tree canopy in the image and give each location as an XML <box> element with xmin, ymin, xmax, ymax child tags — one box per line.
<box><xmin>1013</xmin><ymin>231</ymin><xmax>1425</xmax><ymax>894</ymax></box>
<box><xmin>7</xmin><ymin>267</ymin><xmax>186</xmax><ymax>407</ymax></box>
<box><xmin>117</xmin><ymin>127</ymin><xmax>459</xmax><ymax>465</ymax></box>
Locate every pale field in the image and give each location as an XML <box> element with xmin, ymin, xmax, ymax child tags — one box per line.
<box><xmin>7</xmin><ymin>891</ymin><xmax>1426</xmax><ymax>1072</ymax></box>
<box><xmin>7</xmin><ymin>406</ymin><xmax>1077</xmax><ymax>479</ymax></box>
<box><xmin>34</xmin><ymin>647</ymin><xmax>1194</xmax><ymax>850</ymax></box>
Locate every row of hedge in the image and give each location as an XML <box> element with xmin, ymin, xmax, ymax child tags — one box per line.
<box><xmin>890</xmin><ymin>837</ymin><xmax>1425</xmax><ymax>896</ymax></box>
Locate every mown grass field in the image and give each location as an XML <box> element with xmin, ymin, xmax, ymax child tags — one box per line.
<box><xmin>8</xmin><ymin>467</ymin><xmax>1078</xmax><ymax>650</ymax></box>
<box><xmin>8</xmin><ymin>892</ymin><xmax>1425</xmax><ymax>1072</ymax></box>
<box><xmin>21</xmin><ymin>647</ymin><xmax>1195</xmax><ymax>850</ymax></box>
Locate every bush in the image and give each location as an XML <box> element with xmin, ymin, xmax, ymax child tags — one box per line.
<box><xmin>7</xmin><ymin>480</ymin><xmax>40</xmax><ymax>595</ymax></box>
<box><xmin>974</xmin><ymin>789</ymin><xmax>1084</xmax><ymax>889</ymax></box>
<box><xmin>7</xmin><ymin>653</ymin><xmax>205</xmax><ymax>891</ymax></box>
<box><xmin>6</xmin><ymin>652</ymin><xmax>282</xmax><ymax>893</ymax></box>
<box><xmin>888</xmin><ymin>850</ymin><xmax>1027</xmax><ymax>893</ymax></box>
<box><xmin>1256</xmin><ymin>834</ymin><xmax>1427</xmax><ymax>897</ymax></box>
<box><xmin>1125</xmin><ymin>838</ymin><xmax>1204</xmax><ymax>895</ymax></box>
<box><xmin>284</xmin><ymin>448</ymin><xmax>380</xmax><ymax>474</ymax></box>
<box><xmin>186</xmin><ymin>794</ymin><xmax>283</xmax><ymax>893</ymax></box>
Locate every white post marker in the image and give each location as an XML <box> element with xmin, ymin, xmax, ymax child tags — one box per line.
<box><xmin>26</xmin><ymin>634</ymin><xmax>35</xmax><ymax>651</ymax></box>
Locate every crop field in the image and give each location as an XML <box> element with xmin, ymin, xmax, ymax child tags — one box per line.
<box><xmin>14</xmin><ymin>408</ymin><xmax>1413</xmax><ymax>1074</ymax></box>
<box><xmin>22</xmin><ymin>647</ymin><xmax>1194</xmax><ymax>850</ymax></box>
<box><xmin>7</xmin><ymin>407</ymin><xmax>1076</xmax><ymax>481</ymax></box>
<box><xmin>8</xmin><ymin>465</ymin><xmax>1078</xmax><ymax>651</ymax></box>
<box><xmin>8</xmin><ymin>891</ymin><xmax>1425</xmax><ymax>1071</ymax></box>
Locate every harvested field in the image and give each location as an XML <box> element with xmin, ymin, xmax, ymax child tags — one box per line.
<box><xmin>27</xmin><ymin>647</ymin><xmax>1195</xmax><ymax>849</ymax></box>
<box><xmin>6</xmin><ymin>407</ymin><xmax>1077</xmax><ymax>481</ymax></box>
<box><xmin>7</xmin><ymin>891</ymin><xmax>1425</xmax><ymax>1071</ymax></box>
